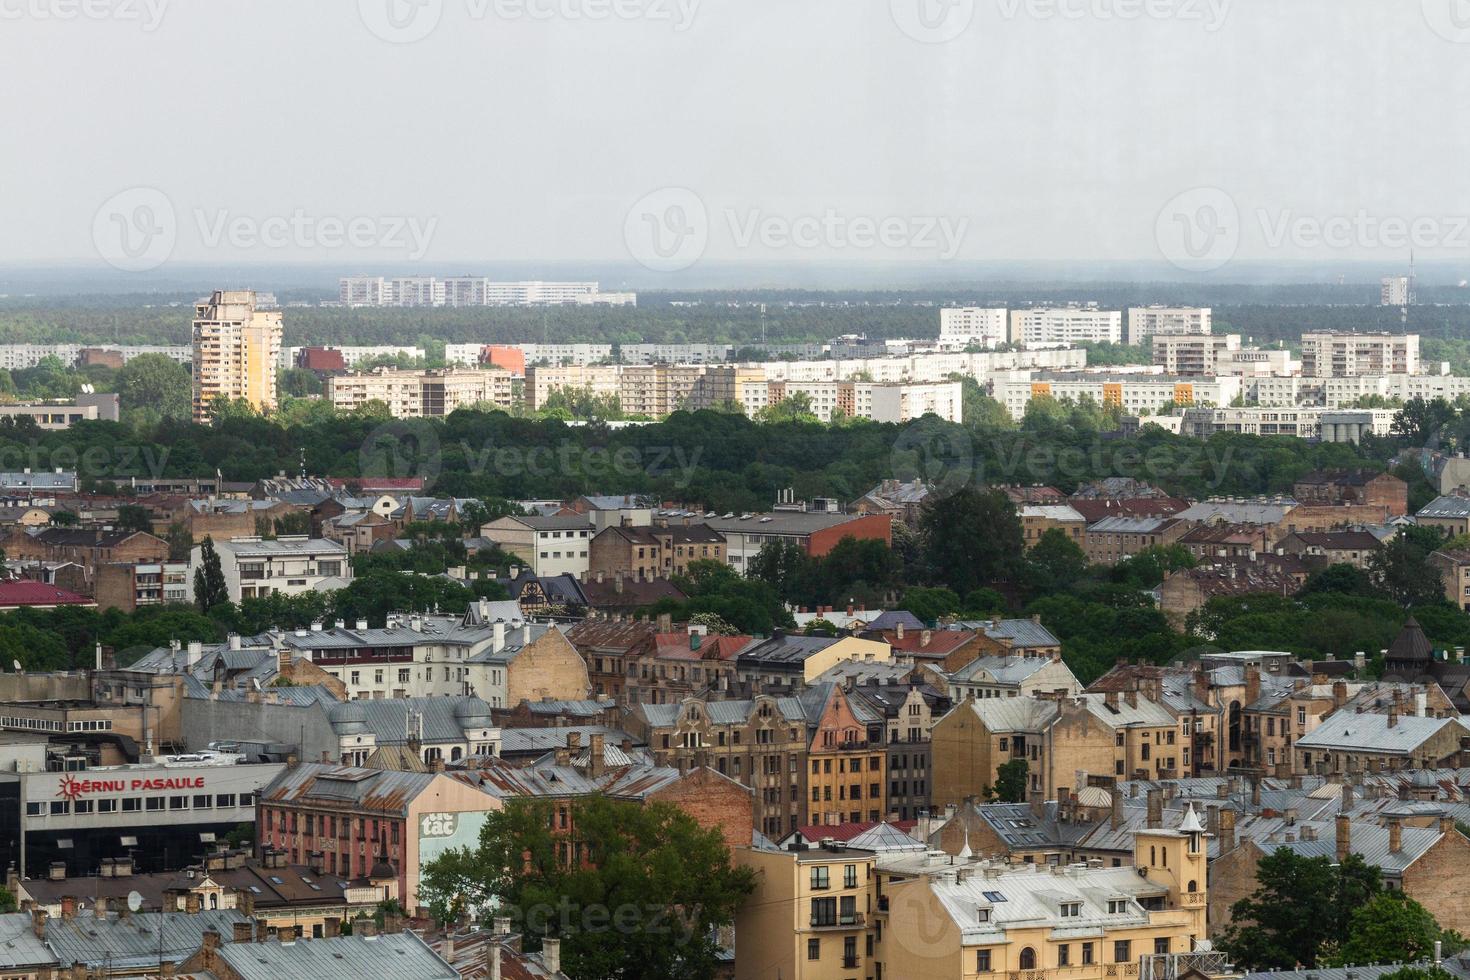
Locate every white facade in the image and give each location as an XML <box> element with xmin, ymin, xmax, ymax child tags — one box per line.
<box><xmin>1181</xmin><ymin>406</ymin><xmax>1396</xmax><ymax>442</ymax></box>
<box><xmin>938</xmin><ymin>308</ymin><xmax>1008</xmax><ymax>349</ymax></box>
<box><xmin>1009</xmin><ymin>306</ymin><xmax>1122</xmax><ymax>346</ymax></box>
<box><xmin>619</xmin><ymin>343</ymin><xmax>731</xmax><ymax>364</ymax></box>
<box><xmin>1215</xmin><ymin>348</ymin><xmax>1299</xmax><ymax>378</ymax></box>
<box><xmin>1126</xmin><ymin>306</ymin><xmax>1212</xmax><ymax>346</ymax></box>
<box><xmin>863</xmin><ymin>381</ymin><xmax>964</xmax><ymax>423</ymax></box>
<box><xmin>336</xmin><ymin>278</ymin><xmax>630</xmax><ymax>308</ymax></box>
<box><xmin>0</xmin><ymin>344</ymin><xmax>191</xmax><ymax>371</ymax></box>
<box><xmin>1151</xmin><ymin>334</ymin><xmax>1240</xmax><ymax>376</ymax></box>
<box><xmin>193</xmin><ymin>536</ymin><xmax>352</xmax><ymax>603</ymax></box>
<box><xmin>1381</xmin><ymin>276</ymin><xmax>1413</xmax><ymax>306</ymax></box>
<box><xmin>994</xmin><ymin>372</ymin><xmax>1242</xmax><ymax>420</ymax></box>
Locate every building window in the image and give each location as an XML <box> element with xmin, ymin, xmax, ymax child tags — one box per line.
<box><xmin>810</xmin><ymin>866</ymin><xmax>829</xmax><ymax>890</ymax></box>
<box><xmin>1058</xmin><ymin>944</ymin><xmax>1071</xmax><ymax>967</ymax></box>
<box><xmin>1082</xmin><ymin>943</ymin><xmax>1095</xmax><ymax>965</ymax></box>
<box><xmin>1019</xmin><ymin>948</ymin><xmax>1036</xmax><ymax>970</ymax></box>
<box><xmin>1114</xmin><ymin>940</ymin><xmax>1132</xmax><ymax>963</ymax></box>
<box><xmin>977</xmin><ymin>949</ymin><xmax>992</xmax><ymax>972</ymax></box>
<box><xmin>1155</xmin><ymin>938</ymin><xmax>1170</xmax><ymax>955</ymax></box>
<box><xmin>807</xmin><ymin>938</ymin><xmax>820</xmax><ymax>961</ymax></box>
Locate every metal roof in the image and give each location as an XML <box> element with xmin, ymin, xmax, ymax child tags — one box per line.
<box><xmin>0</xmin><ymin>914</ymin><xmax>58</xmax><ymax>971</ymax></box>
<box><xmin>43</xmin><ymin>909</ymin><xmax>251</xmax><ymax>969</ymax></box>
<box><xmin>216</xmin><ymin>931</ymin><xmax>458</xmax><ymax>980</ymax></box>
<box><xmin>1295</xmin><ymin>711</ymin><xmax>1464</xmax><ymax>755</ymax></box>
<box><xmin>1418</xmin><ymin>495</ymin><xmax>1470</xmax><ymax>519</ymax></box>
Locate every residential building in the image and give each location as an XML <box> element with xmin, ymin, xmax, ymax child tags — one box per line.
<box><xmin>1416</xmin><ymin>495</ymin><xmax>1470</xmax><ymax>537</ymax></box>
<box><xmin>480</xmin><ymin>515</ymin><xmax>593</xmax><ymax>577</ymax></box>
<box><xmin>566</xmin><ymin>618</ymin><xmax>656</xmax><ymax>701</ymax></box>
<box><xmin>1084</xmin><ymin>516</ymin><xmax>1186</xmax><ymax>565</ymax></box>
<box><xmin>1020</xmin><ymin>503</ymin><xmax>1087</xmax><ymax>547</ymax></box>
<box><xmin>994</xmin><ymin>373</ymin><xmax>1242</xmax><ymax>421</ymax></box>
<box><xmin>588</xmin><ymin>521</ymin><xmax>726</xmax><ymax>580</ymax></box>
<box><xmin>1127</xmin><ymin>305</ymin><xmax>1213</xmax><ymax>346</ymax></box>
<box><xmin>0</xmin><ymin>393</ymin><xmax>120</xmax><ymax>429</ymax></box>
<box><xmin>705</xmin><ymin>512</ymin><xmax>892</xmax><ymax>572</ymax></box>
<box><xmin>847</xmin><ymin>680</ymin><xmax>950</xmax><ymax>820</ymax></box>
<box><xmin>853</xmin><ymin>479</ymin><xmax>933</xmax><ymax>524</ymax></box>
<box><xmin>1430</xmin><ymin>548</ymin><xmax>1470</xmax><ymax>610</ymax></box>
<box><xmin>328</xmin><ymin>367</ymin><xmax>514</xmax><ymax>417</ymax></box>
<box><xmin>1274</xmin><ymin>530</ymin><xmax>1383</xmax><ymax>569</ymax></box>
<box><xmin>1291</xmin><ymin>470</ymin><xmax>1408</xmax><ymax>514</ymax></box>
<box><xmin>629</xmin><ymin>695</ymin><xmax>811</xmax><ymax>838</ymax></box>
<box><xmin>1382</xmin><ymin>275</ymin><xmax>1413</xmax><ymax>306</ymax></box>
<box><xmin>804</xmin><ymin>683</ymin><xmax>887</xmax><ymax>825</ymax></box>
<box><xmin>1293</xmin><ymin>709</ymin><xmax>1469</xmax><ymax>774</ymax></box>
<box><xmin>1300</xmin><ymin>332</ymin><xmax>1420</xmax><ymax>377</ymax></box>
<box><xmin>190</xmin><ymin>536</ymin><xmax>351</xmax><ymax>603</ymax></box>
<box><xmin>1009</xmin><ymin>305</ymin><xmax>1123</xmax><ymax>345</ymax></box>
<box><xmin>192</xmin><ymin>290</ymin><xmax>282</xmax><ymax>421</ymax></box>
<box><xmin>94</xmin><ymin>560</ymin><xmax>191</xmax><ymax>612</ymax></box>
<box><xmin>1152</xmin><ymin>334</ymin><xmax>1240</xmax><ymax>376</ymax></box>
<box><xmin>257</xmin><ymin>762</ymin><xmax>503</xmax><ymax>913</ymax></box>
<box><xmin>0</xmin><ymin>580</ymin><xmax>96</xmax><ymax>611</ymax></box>
<box><xmin>939</xmin><ymin>307</ymin><xmax>1008</xmax><ymax>349</ymax></box>
<box><xmin>880</xmin><ymin>818</ymin><xmax>1209</xmax><ymax>979</ymax></box>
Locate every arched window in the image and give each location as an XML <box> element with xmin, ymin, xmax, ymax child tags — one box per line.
<box><xmin>209</xmin><ymin>893</ymin><xmax>218</xmax><ymax>910</ymax></box>
<box><xmin>1150</xmin><ymin>846</ymin><xmax>1156</xmax><ymax>865</ymax></box>
<box><xmin>1187</xmin><ymin>879</ymin><xmax>1198</xmax><ymax>893</ymax></box>
<box><xmin>1020</xmin><ymin>948</ymin><xmax>1037</xmax><ymax>970</ymax></box>
<box><xmin>450</xmin><ymin>746</ymin><xmax>463</xmax><ymax>762</ymax></box>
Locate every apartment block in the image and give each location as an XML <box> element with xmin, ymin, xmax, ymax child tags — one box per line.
<box><xmin>1151</xmin><ymin>334</ymin><xmax>1241</xmax><ymax>376</ymax></box>
<box><xmin>1127</xmin><ymin>306</ymin><xmax>1212</xmax><ymax>346</ymax></box>
<box><xmin>939</xmin><ymin>307</ymin><xmax>1008</xmax><ymax>349</ymax></box>
<box><xmin>95</xmin><ymin>560</ymin><xmax>190</xmax><ymax>612</ymax></box>
<box><xmin>1009</xmin><ymin>306</ymin><xmax>1123</xmax><ymax>346</ymax></box>
<box><xmin>192</xmin><ymin>290</ymin><xmax>283</xmax><ymax>421</ymax></box>
<box><xmin>1300</xmin><ymin>332</ymin><xmax>1420</xmax><ymax>377</ymax></box>
<box><xmin>994</xmin><ymin>374</ymin><xmax>1242</xmax><ymax>421</ymax></box>
<box><xmin>328</xmin><ymin>367</ymin><xmax>513</xmax><ymax>417</ymax></box>
<box><xmin>191</xmin><ymin>536</ymin><xmax>351</xmax><ymax>603</ymax></box>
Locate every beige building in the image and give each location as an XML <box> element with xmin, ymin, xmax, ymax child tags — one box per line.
<box><xmin>1300</xmin><ymin>331</ymin><xmax>1419</xmax><ymax>377</ymax></box>
<box><xmin>328</xmin><ymin>367</ymin><xmax>513</xmax><ymax>418</ymax></box>
<box><xmin>736</xmin><ymin>810</ymin><xmax>1209</xmax><ymax>980</ymax></box>
<box><xmin>193</xmin><ymin>290</ymin><xmax>282</xmax><ymax>421</ymax></box>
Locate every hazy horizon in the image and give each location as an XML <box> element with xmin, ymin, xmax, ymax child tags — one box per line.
<box><xmin>4</xmin><ymin>1</ymin><xmax>1470</xmax><ymax>283</ymax></box>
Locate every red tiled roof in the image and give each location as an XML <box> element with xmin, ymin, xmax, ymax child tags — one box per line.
<box><xmin>878</xmin><ymin>629</ymin><xmax>975</xmax><ymax>655</ymax></box>
<box><xmin>0</xmin><ymin>581</ymin><xmax>94</xmax><ymax>607</ymax></box>
<box><xmin>796</xmin><ymin>819</ymin><xmax>919</xmax><ymax>841</ymax></box>
<box><xmin>651</xmin><ymin>633</ymin><xmax>751</xmax><ymax>661</ymax></box>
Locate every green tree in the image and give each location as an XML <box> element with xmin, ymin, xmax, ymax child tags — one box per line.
<box><xmin>193</xmin><ymin>536</ymin><xmax>228</xmax><ymax>612</ymax></box>
<box><xmin>1370</xmin><ymin>526</ymin><xmax>1450</xmax><ymax>607</ymax></box>
<box><xmin>756</xmin><ymin>391</ymin><xmax>820</xmax><ymax>424</ymax></box>
<box><xmin>116</xmin><ymin>353</ymin><xmax>193</xmax><ymax>424</ymax></box>
<box><xmin>1024</xmin><ymin>527</ymin><xmax>1090</xmax><ymax>595</ymax></box>
<box><xmin>1332</xmin><ymin>894</ymin><xmax>1440</xmax><ymax>966</ymax></box>
<box><xmin>418</xmin><ymin>797</ymin><xmax>755</xmax><ymax>980</ymax></box>
<box><xmin>115</xmin><ymin>504</ymin><xmax>154</xmax><ymax>534</ymax></box>
<box><xmin>50</xmin><ymin>511</ymin><xmax>79</xmax><ymax>527</ymax></box>
<box><xmin>277</xmin><ymin>367</ymin><xmax>323</xmax><ymax>399</ymax></box>
<box><xmin>989</xmin><ymin>759</ymin><xmax>1028</xmax><ymax>803</ymax></box>
<box><xmin>165</xmin><ymin>522</ymin><xmax>193</xmax><ymax>562</ymax></box>
<box><xmin>918</xmin><ymin>487</ymin><xmax>1022</xmax><ymax>596</ymax></box>
<box><xmin>1393</xmin><ymin>397</ymin><xmax>1458</xmax><ymax>445</ymax></box>
<box><xmin>1218</xmin><ymin>850</ymin><xmax>1382</xmax><ymax>969</ymax></box>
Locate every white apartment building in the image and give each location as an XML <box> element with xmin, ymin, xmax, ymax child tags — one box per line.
<box><xmin>993</xmin><ymin>372</ymin><xmax>1242</xmax><ymax>420</ymax></box>
<box><xmin>339</xmin><ymin>276</ymin><xmax>390</xmax><ymax>306</ymax></box>
<box><xmin>574</xmin><ymin>291</ymin><xmax>638</xmax><ymax>306</ymax></box>
<box><xmin>938</xmin><ymin>307</ymin><xmax>1008</xmax><ymax>349</ymax></box>
<box><xmin>1127</xmin><ymin>306</ymin><xmax>1212</xmax><ymax>346</ymax></box>
<box><xmin>192</xmin><ymin>536</ymin><xmax>352</xmax><ymax>603</ymax></box>
<box><xmin>0</xmin><ymin>344</ymin><xmax>192</xmax><ymax>371</ymax></box>
<box><xmin>1215</xmin><ymin>348</ymin><xmax>1299</xmax><ymax>378</ymax></box>
<box><xmin>520</xmin><ymin>343</ymin><xmax>616</xmax><ymax>365</ymax></box>
<box><xmin>1180</xmin><ymin>406</ymin><xmax>1396</xmax><ymax>442</ymax></box>
<box><xmin>1300</xmin><ymin>332</ymin><xmax>1420</xmax><ymax>377</ymax></box>
<box><xmin>1009</xmin><ymin>306</ymin><xmax>1123</xmax><ymax>346</ymax></box>
<box><xmin>479</xmin><ymin>515</ymin><xmax>593</xmax><ymax>578</ymax></box>
<box><xmin>863</xmin><ymin>381</ymin><xmax>964</xmax><ymax>423</ymax></box>
<box><xmin>524</xmin><ymin>364</ymin><xmax>623</xmax><ymax>410</ymax></box>
<box><xmin>1151</xmin><ymin>334</ymin><xmax>1240</xmax><ymax>376</ymax></box>
<box><xmin>1381</xmin><ymin>276</ymin><xmax>1413</xmax><ymax>306</ymax></box>
<box><xmin>328</xmin><ymin>367</ymin><xmax>514</xmax><ymax>418</ymax></box>
<box><xmin>389</xmin><ymin>276</ymin><xmax>446</xmax><ymax>308</ymax></box>
<box><xmin>619</xmin><ymin>343</ymin><xmax>731</xmax><ymax>364</ymax></box>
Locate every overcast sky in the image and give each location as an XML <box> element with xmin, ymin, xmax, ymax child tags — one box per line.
<box><xmin>3</xmin><ymin>0</ymin><xmax>1470</xmax><ymax>280</ymax></box>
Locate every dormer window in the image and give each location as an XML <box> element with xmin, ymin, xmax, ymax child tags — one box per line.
<box><xmin>976</xmin><ymin>907</ymin><xmax>991</xmax><ymax>923</ymax></box>
<box><xmin>1060</xmin><ymin>902</ymin><xmax>1081</xmax><ymax>917</ymax></box>
<box><xmin>1107</xmin><ymin>899</ymin><xmax>1129</xmax><ymax>914</ymax></box>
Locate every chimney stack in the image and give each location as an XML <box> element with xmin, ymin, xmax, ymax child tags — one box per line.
<box><xmin>542</xmin><ymin>939</ymin><xmax>561</xmax><ymax>975</ymax></box>
<box><xmin>1389</xmin><ymin>816</ymin><xmax>1403</xmax><ymax>854</ymax></box>
<box><xmin>1336</xmin><ymin>814</ymin><xmax>1351</xmax><ymax>862</ymax></box>
<box><xmin>1219</xmin><ymin>808</ymin><xmax>1236</xmax><ymax>852</ymax></box>
<box><xmin>1146</xmin><ymin>789</ymin><xmax>1163</xmax><ymax>829</ymax></box>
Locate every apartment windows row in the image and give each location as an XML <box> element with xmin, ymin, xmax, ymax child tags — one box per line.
<box><xmin>28</xmin><ymin>792</ymin><xmax>250</xmax><ymax>817</ymax></box>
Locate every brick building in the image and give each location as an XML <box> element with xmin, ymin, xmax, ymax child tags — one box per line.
<box><xmin>1292</xmin><ymin>469</ymin><xmax>1407</xmax><ymax>515</ymax></box>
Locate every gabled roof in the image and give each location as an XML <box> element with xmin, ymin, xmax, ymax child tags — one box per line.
<box><xmin>1295</xmin><ymin>710</ymin><xmax>1463</xmax><ymax>755</ymax></box>
<box><xmin>215</xmin><ymin>930</ymin><xmax>458</xmax><ymax>980</ymax></box>
<box><xmin>0</xmin><ymin>580</ymin><xmax>93</xmax><ymax>607</ymax></box>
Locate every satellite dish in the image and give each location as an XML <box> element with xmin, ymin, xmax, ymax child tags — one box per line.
<box><xmin>11</xmin><ymin>660</ymin><xmax>19</xmax><ymax>673</ymax></box>
<box><xmin>127</xmin><ymin>891</ymin><xmax>143</xmax><ymax>913</ymax></box>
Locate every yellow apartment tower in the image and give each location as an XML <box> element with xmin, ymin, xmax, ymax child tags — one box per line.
<box><xmin>192</xmin><ymin>290</ymin><xmax>283</xmax><ymax>421</ymax></box>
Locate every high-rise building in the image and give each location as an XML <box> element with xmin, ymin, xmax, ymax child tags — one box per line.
<box><xmin>1300</xmin><ymin>332</ymin><xmax>1420</xmax><ymax>378</ymax></box>
<box><xmin>938</xmin><ymin>307</ymin><xmax>1008</xmax><ymax>349</ymax></box>
<box><xmin>192</xmin><ymin>290</ymin><xmax>283</xmax><ymax>422</ymax></box>
<box><xmin>1381</xmin><ymin>276</ymin><xmax>1413</xmax><ymax>307</ymax></box>
<box><xmin>1009</xmin><ymin>305</ymin><xmax>1123</xmax><ymax>346</ymax></box>
<box><xmin>1127</xmin><ymin>306</ymin><xmax>1212</xmax><ymax>346</ymax></box>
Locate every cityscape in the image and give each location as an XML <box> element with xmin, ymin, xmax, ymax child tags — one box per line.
<box><xmin>5</xmin><ymin>3</ymin><xmax>1470</xmax><ymax>980</ymax></box>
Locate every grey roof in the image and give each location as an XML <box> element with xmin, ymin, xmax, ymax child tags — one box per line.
<box><xmin>1175</xmin><ymin>498</ymin><xmax>1297</xmax><ymax>524</ymax></box>
<box><xmin>0</xmin><ymin>914</ymin><xmax>59</xmax><ymax>970</ymax></box>
<box><xmin>1241</xmin><ymin>965</ymin><xmax>1430</xmax><ymax>980</ymax></box>
<box><xmin>705</xmin><ymin>511</ymin><xmax>873</xmax><ymax>536</ymax></box>
<box><xmin>500</xmin><ymin>725</ymin><xmax>639</xmax><ymax>756</ymax></box>
<box><xmin>944</xmin><ymin>696</ymin><xmax>1060</xmax><ymax>734</ymax></box>
<box><xmin>215</xmin><ymin>930</ymin><xmax>457</xmax><ymax>980</ymax></box>
<box><xmin>1086</xmin><ymin>515</ymin><xmax>1174</xmax><ymax>534</ymax></box>
<box><xmin>0</xmin><ymin>471</ymin><xmax>76</xmax><ymax>491</ymax></box>
<box><xmin>737</xmin><ymin>633</ymin><xmax>840</xmax><ymax>667</ymax></box>
<box><xmin>219</xmin><ymin>537</ymin><xmax>347</xmax><ymax>558</ymax></box>
<box><xmin>634</xmin><ymin>697</ymin><xmax>808</xmax><ymax>729</ymax></box>
<box><xmin>1418</xmin><ymin>495</ymin><xmax>1470</xmax><ymax>519</ymax></box>
<box><xmin>514</xmin><ymin>515</ymin><xmax>594</xmax><ymax>531</ymax></box>
<box><xmin>949</xmin><ymin>655</ymin><xmax>1055</xmax><ymax>685</ymax></box>
<box><xmin>866</xmin><ymin>610</ymin><xmax>925</xmax><ymax>631</ymax></box>
<box><xmin>43</xmin><ymin>909</ymin><xmax>251</xmax><ymax>969</ymax></box>
<box><xmin>952</xmin><ymin>618</ymin><xmax>1061</xmax><ymax>649</ymax></box>
<box><xmin>466</xmin><ymin>623</ymin><xmax>559</xmax><ymax>665</ymax></box>
<box><xmin>334</xmin><ymin>696</ymin><xmax>498</xmax><ymax>745</ymax></box>
<box><xmin>262</xmin><ymin>763</ymin><xmax>487</xmax><ymax>815</ymax></box>
<box><xmin>1295</xmin><ymin>711</ymin><xmax>1465</xmax><ymax>755</ymax></box>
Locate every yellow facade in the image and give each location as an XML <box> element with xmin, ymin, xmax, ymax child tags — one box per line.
<box><xmin>802</xmin><ymin>637</ymin><xmax>893</xmax><ymax>683</ymax></box>
<box><xmin>192</xmin><ymin>290</ymin><xmax>282</xmax><ymax>421</ymax></box>
<box><xmin>734</xmin><ymin>844</ymin><xmax>876</xmax><ymax>980</ymax></box>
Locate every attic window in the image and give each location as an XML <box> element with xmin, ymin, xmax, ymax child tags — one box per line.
<box><xmin>1060</xmin><ymin>902</ymin><xmax>1081</xmax><ymax>917</ymax></box>
<box><xmin>977</xmin><ymin>907</ymin><xmax>991</xmax><ymax>923</ymax></box>
<box><xmin>1107</xmin><ymin>899</ymin><xmax>1129</xmax><ymax>914</ymax></box>
<box><xmin>982</xmin><ymin>891</ymin><xmax>1007</xmax><ymax>903</ymax></box>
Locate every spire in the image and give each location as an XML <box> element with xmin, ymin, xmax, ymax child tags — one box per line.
<box><xmin>1179</xmin><ymin>802</ymin><xmax>1205</xmax><ymax>835</ymax></box>
<box><xmin>958</xmin><ymin>823</ymin><xmax>973</xmax><ymax>862</ymax></box>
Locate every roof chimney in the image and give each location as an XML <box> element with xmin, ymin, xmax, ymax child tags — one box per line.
<box><xmin>1146</xmin><ymin>789</ymin><xmax>1162</xmax><ymax>829</ymax></box>
<box><xmin>1389</xmin><ymin>816</ymin><xmax>1403</xmax><ymax>854</ymax></box>
<box><xmin>1336</xmin><ymin>814</ymin><xmax>1352</xmax><ymax>862</ymax></box>
<box><xmin>542</xmin><ymin>939</ymin><xmax>561</xmax><ymax>974</ymax></box>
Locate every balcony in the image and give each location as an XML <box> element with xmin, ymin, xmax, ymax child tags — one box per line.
<box><xmin>808</xmin><ymin>913</ymin><xmax>864</xmax><ymax>930</ymax></box>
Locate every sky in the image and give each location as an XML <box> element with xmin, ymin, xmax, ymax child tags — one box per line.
<box><xmin>3</xmin><ymin>0</ymin><xmax>1470</xmax><ymax>285</ymax></box>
